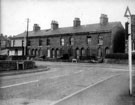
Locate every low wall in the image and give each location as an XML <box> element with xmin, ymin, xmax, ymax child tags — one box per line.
<box><xmin>104</xmin><ymin>59</ymin><xmax>135</xmax><ymax>64</ymax></box>
<box><xmin>0</xmin><ymin>60</ymin><xmax>35</xmax><ymax>71</ymax></box>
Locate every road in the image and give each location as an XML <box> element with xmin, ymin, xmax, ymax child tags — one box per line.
<box><xmin>0</xmin><ymin>61</ymin><xmax>130</xmax><ymax>105</ymax></box>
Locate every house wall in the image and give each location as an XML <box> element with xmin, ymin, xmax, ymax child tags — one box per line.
<box><xmin>9</xmin><ymin>26</ymin><xmax>125</xmax><ymax>60</ymax></box>
<box><xmin>26</xmin><ymin>31</ymin><xmax>112</xmax><ymax>59</ymax></box>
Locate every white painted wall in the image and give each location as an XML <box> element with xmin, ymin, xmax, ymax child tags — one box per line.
<box><xmin>14</xmin><ymin>39</ymin><xmax>22</xmax><ymax>47</ymax></box>
<box><xmin>18</xmin><ymin>50</ymin><xmax>22</xmax><ymax>55</ymax></box>
<box><xmin>9</xmin><ymin>50</ymin><xmax>15</xmax><ymax>56</ymax></box>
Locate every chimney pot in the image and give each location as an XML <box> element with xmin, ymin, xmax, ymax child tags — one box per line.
<box><xmin>73</xmin><ymin>17</ymin><xmax>81</xmax><ymax>27</ymax></box>
<box><xmin>100</xmin><ymin>14</ymin><xmax>108</xmax><ymax>25</ymax></box>
<box><xmin>51</xmin><ymin>20</ymin><xmax>59</xmax><ymax>30</ymax></box>
<box><xmin>33</xmin><ymin>24</ymin><xmax>40</xmax><ymax>31</ymax></box>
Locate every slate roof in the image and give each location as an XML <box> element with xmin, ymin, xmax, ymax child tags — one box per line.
<box><xmin>14</xmin><ymin>22</ymin><xmax>123</xmax><ymax>38</ymax></box>
<box><xmin>0</xmin><ymin>35</ymin><xmax>10</xmax><ymax>41</ymax></box>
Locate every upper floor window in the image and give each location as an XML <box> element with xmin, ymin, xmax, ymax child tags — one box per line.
<box><xmin>60</xmin><ymin>37</ymin><xmax>64</xmax><ymax>46</ymax></box>
<box><xmin>69</xmin><ymin>37</ymin><xmax>74</xmax><ymax>45</ymax></box>
<box><xmin>98</xmin><ymin>35</ymin><xmax>103</xmax><ymax>45</ymax></box>
<box><xmin>87</xmin><ymin>36</ymin><xmax>92</xmax><ymax>44</ymax></box>
<box><xmin>22</xmin><ymin>40</ymin><xmax>24</xmax><ymax>46</ymax></box>
<box><xmin>13</xmin><ymin>40</ymin><xmax>15</xmax><ymax>47</ymax></box>
<box><xmin>47</xmin><ymin>38</ymin><xmax>50</xmax><ymax>46</ymax></box>
<box><xmin>39</xmin><ymin>39</ymin><xmax>43</xmax><ymax>46</ymax></box>
<box><xmin>27</xmin><ymin>40</ymin><xmax>31</xmax><ymax>46</ymax></box>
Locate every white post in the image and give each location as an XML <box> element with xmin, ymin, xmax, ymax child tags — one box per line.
<box><xmin>128</xmin><ymin>17</ymin><xmax>133</xmax><ymax>95</ymax></box>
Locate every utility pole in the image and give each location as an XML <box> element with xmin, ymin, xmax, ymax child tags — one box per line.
<box><xmin>26</xmin><ymin>18</ymin><xmax>29</xmax><ymax>56</ymax></box>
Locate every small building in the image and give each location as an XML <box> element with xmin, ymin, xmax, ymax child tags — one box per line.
<box><xmin>9</xmin><ymin>14</ymin><xmax>125</xmax><ymax>60</ymax></box>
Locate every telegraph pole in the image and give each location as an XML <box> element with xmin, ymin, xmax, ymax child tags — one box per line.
<box><xmin>26</xmin><ymin>18</ymin><xmax>29</xmax><ymax>56</ymax></box>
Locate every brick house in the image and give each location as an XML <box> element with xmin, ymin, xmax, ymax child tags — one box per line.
<box><xmin>9</xmin><ymin>14</ymin><xmax>125</xmax><ymax>60</ymax></box>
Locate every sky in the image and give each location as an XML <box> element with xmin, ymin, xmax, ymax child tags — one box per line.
<box><xmin>1</xmin><ymin>0</ymin><xmax>135</xmax><ymax>36</ymax></box>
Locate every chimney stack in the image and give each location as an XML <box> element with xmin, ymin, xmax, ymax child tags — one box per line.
<box><xmin>73</xmin><ymin>18</ymin><xmax>81</xmax><ymax>27</ymax></box>
<box><xmin>51</xmin><ymin>20</ymin><xmax>59</xmax><ymax>30</ymax></box>
<box><xmin>33</xmin><ymin>24</ymin><xmax>41</xmax><ymax>31</ymax></box>
<box><xmin>100</xmin><ymin>14</ymin><xmax>108</xmax><ymax>25</ymax></box>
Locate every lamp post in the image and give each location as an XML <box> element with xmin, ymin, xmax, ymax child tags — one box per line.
<box><xmin>124</xmin><ymin>6</ymin><xmax>133</xmax><ymax>95</ymax></box>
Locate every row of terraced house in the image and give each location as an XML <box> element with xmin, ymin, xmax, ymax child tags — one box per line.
<box><xmin>8</xmin><ymin>14</ymin><xmax>135</xmax><ymax>60</ymax></box>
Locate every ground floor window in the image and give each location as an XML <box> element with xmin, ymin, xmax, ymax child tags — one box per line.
<box><xmin>68</xmin><ymin>48</ymin><xmax>73</xmax><ymax>56</ymax></box>
<box><xmin>28</xmin><ymin>49</ymin><xmax>31</xmax><ymax>56</ymax></box>
<box><xmin>38</xmin><ymin>49</ymin><xmax>42</xmax><ymax>56</ymax></box>
<box><xmin>32</xmin><ymin>49</ymin><xmax>35</xmax><ymax>56</ymax></box>
<box><xmin>15</xmin><ymin>49</ymin><xmax>18</xmax><ymax>55</ymax></box>
<box><xmin>76</xmin><ymin>48</ymin><xmax>80</xmax><ymax>59</ymax></box>
<box><xmin>56</xmin><ymin>49</ymin><xmax>60</xmax><ymax>58</ymax></box>
<box><xmin>35</xmin><ymin>49</ymin><xmax>38</xmax><ymax>56</ymax></box>
<box><xmin>52</xmin><ymin>49</ymin><xmax>55</xmax><ymax>58</ymax></box>
<box><xmin>47</xmin><ymin>49</ymin><xmax>50</xmax><ymax>57</ymax></box>
<box><xmin>86</xmin><ymin>48</ymin><xmax>90</xmax><ymax>56</ymax></box>
<box><xmin>98</xmin><ymin>47</ymin><xmax>102</xmax><ymax>58</ymax></box>
<box><xmin>105</xmin><ymin>47</ymin><xmax>110</xmax><ymax>55</ymax></box>
<box><xmin>81</xmin><ymin>48</ymin><xmax>85</xmax><ymax>56</ymax></box>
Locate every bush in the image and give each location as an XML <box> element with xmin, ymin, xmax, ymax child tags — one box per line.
<box><xmin>80</xmin><ymin>55</ymin><xmax>97</xmax><ymax>60</ymax></box>
<box><xmin>105</xmin><ymin>53</ymin><xmax>135</xmax><ymax>59</ymax></box>
<box><xmin>0</xmin><ymin>55</ymin><xmax>8</xmax><ymax>60</ymax></box>
<box><xmin>60</xmin><ymin>54</ymin><xmax>70</xmax><ymax>60</ymax></box>
<box><xmin>10</xmin><ymin>55</ymin><xmax>27</xmax><ymax>60</ymax></box>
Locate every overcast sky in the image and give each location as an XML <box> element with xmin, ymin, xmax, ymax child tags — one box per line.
<box><xmin>1</xmin><ymin>0</ymin><xmax>135</xmax><ymax>36</ymax></box>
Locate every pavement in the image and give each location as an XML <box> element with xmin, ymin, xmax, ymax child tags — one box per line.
<box><xmin>53</xmin><ymin>74</ymin><xmax>135</xmax><ymax>105</ymax></box>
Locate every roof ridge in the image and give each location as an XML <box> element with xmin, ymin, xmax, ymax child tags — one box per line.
<box><xmin>14</xmin><ymin>21</ymin><xmax>122</xmax><ymax>38</ymax></box>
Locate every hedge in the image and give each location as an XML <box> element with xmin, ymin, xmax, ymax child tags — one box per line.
<box><xmin>0</xmin><ymin>60</ymin><xmax>35</xmax><ymax>71</ymax></box>
<box><xmin>105</xmin><ymin>53</ymin><xmax>135</xmax><ymax>59</ymax></box>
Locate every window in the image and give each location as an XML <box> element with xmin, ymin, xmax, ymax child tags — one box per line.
<box><xmin>38</xmin><ymin>49</ymin><xmax>42</xmax><ymax>56</ymax></box>
<box><xmin>105</xmin><ymin>47</ymin><xmax>110</xmax><ymax>55</ymax></box>
<box><xmin>69</xmin><ymin>37</ymin><xmax>74</xmax><ymax>45</ymax></box>
<box><xmin>35</xmin><ymin>49</ymin><xmax>38</xmax><ymax>56</ymax></box>
<box><xmin>27</xmin><ymin>40</ymin><xmax>31</xmax><ymax>46</ymax></box>
<box><xmin>56</xmin><ymin>49</ymin><xmax>60</xmax><ymax>58</ymax></box>
<box><xmin>47</xmin><ymin>49</ymin><xmax>51</xmax><ymax>57</ymax></box>
<box><xmin>31</xmin><ymin>49</ymin><xmax>34</xmax><ymax>55</ymax></box>
<box><xmin>47</xmin><ymin>38</ymin><xmax>50</xmax><ymax>46</ymax></box>
<box><xmin>52</xmin><ymin>48</ymin><xmax>55</xmax><ymax>58</ymax></box>
<box><xmin>28</xmin><ymin>49</ymin><xmax>31</xmax><ymax>55</ymax></box>
<box><xmin>15</xmin><ymin>49</ymin><xmax>18</xmax><ymax>55</ymax></box>
<box><xmin>76</xmin><ymin>48</ymin><xmax>80</xmax><ymax>59</ymax></box>
<box><xmin>39</xmin><ymin>39</ymin><xmax>42</xmax><ymax>46</ymax></box>
<box><xmin>68</xmin><ymin>48</ymin><xmax>73</xmax><ymax>56</ymax></box>
<box><xmin>86</xmin><ymin>48</ymin><xmax>90</xmax><ymax>56</ymax></box>
<box><xmin>60</xmin><ymin>38</ymin><xmax>64</xmax><ymax>46</ymax></box>
<box><xmin>22</xmin><ymin>40</ymin><xmax>24</xmax><ymax>46</ymax></box>
<box><xmin>98</xmin><ymin>35</ymin><xmax>103</xmax><ymax>45</ymax></box>
<box><xmin>98</xmin><ymin>47</ymin><xmax>102</xmax><ymax>57</ymax></box>
<box><xmin>87</xmin><ymin>36</ymin><xmax>91</xmax><ymax>44</ymax></box>
<box><xmin>81</xmin><ymin>48</ymin><xmax>85</xmax><ymax>56</ymax></box>
<box><xmin>13</xmin><ymin>40</ymin><xmax>15</xmax><ymax>47</ymax></box>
